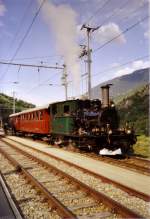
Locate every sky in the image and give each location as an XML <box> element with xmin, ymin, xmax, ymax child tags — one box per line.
<box><xmin>0</xmin><ymin>0</ymin><xmax>149</xmax><ymax>106</ymax></box>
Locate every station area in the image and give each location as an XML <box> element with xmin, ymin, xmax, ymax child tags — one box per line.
<box><xmin>4</xmin><ymin>136</ymin><xmax>150</xmax><ymax>196</ymax></box>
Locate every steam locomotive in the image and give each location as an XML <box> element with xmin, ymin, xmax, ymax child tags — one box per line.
<box><xmin>9</xmin><ymin>85</ymin><xmax>136</xmax><ymax>155</ymax></box>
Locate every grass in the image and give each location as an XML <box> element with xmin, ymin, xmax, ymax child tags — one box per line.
<box><xmin>133</xmin><ymin>135</ymin><xmax>150</xmax><ymax>158</ymax></box>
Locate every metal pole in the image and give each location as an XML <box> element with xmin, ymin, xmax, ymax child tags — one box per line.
<box><xmin>63</xmin><ymin>64</ymin><xmax>68</xmax><ymax>100</ymax></box>
<box><xmin>87</xmin><ymin>29</ymin><xmax>91</xmax><ymax>99</ymax></box>
<box><xmin>81</xmin><ymin>25</ymin><xmax>99</xmax><ymax>99</ymax></box>
<box><xmin>13</xmin><ymin>91</ymin><xmax>15</xmax><ymax>114</ymax></box>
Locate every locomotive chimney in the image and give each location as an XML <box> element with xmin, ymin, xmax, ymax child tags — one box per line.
<box><xmin>101</xmin><ymin>84</ymin><xmax>112</xmax><ymax>107</ymax></box>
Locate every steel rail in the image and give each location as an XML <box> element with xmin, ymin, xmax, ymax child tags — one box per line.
<box><xmin>0</xmin><ymin>147</ymin><xmax>76</xmax><ymax>219</ymax></box>
<box><xmin>93</xmin><ymin>155</ymin><xmax>150</xmax><ymax>176</ymax></box>
<box><xmin>3</xmin><ymin>138</ymin><xmax>149</xmax><ymax>202</ymax></box>
<box><xmin>0</xmin><ymin>140</ymin><xmax>146</xmax><ymax>219</ymax></box>
<box><xmin>0</xmin><ymin>171</ymin><xmax>24</xmax><ymax>219</ymax></box>
<box><xmin>130</xmin><ymin>156</ymin><xmax>150</xmax><ymax>166</ymax></box>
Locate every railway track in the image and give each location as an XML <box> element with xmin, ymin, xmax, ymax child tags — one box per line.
<box><xmin>19</xmin><ymin>136</ymin><xmax>150</xmax><ymax>176</ymax></box>
<box><xmin>0</xmin><ymin>140</ymin><xmax>130</xmax><ymax>219</ymax></box>
<box><xmin>0</xmin><ymin>170</ymin><xmax>23</xmax><ymax>219</ymax></box>
<box><xmin>0</xmin><ymin>155</ymin><xmax>63</xmax><ymax>218</ymax></box>
<box><xmin>78</xmin><ymin>152</ymin><xmax>150</xmax><ymax>176</ymax></box>
<box><xmin>1</xmin><ymin>138</ymin><xmax>148</xmax><ymax>218</ymax></box>
<box><xmin>7</xmin><ymin>136</ymin><xmax>150</xmax><ymax>175</ymax></box>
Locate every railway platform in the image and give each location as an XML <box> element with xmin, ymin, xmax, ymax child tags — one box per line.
<box><xmin>4</xmin><ymin>136</ymin><xmax>150</xmax><ymax>196</ymax></box>
<box><xmin>0</xmin><ymin>172</ymin><xmax>22</xmax><ymax>219</ymax></box>
<box><xmin>0</xmin><ymin>128</ymin><xmax>5</xmax><ymax>137</ymax></box>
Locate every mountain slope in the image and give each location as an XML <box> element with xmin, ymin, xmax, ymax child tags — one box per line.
<box><xmin>91</xmin><ymin>68</ymin><xmax>149</xmax><ymax>99</ymax></box>
<box><xmin>0</xmin><ymin>93</ymin><xmax>35</xmax><ymax>123</ymax></box>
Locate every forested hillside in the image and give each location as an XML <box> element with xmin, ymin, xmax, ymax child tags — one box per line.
<box><xmin>117</xmin><ymin>84</ymin><xmax>149</xmax><ymax>136</ymax></box>
<box><xmin>0</xmin><ymin>93</ymin><xmax>35</xmax><ymax>123</ymax></box>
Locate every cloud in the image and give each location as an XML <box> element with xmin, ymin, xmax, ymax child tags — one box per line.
<box><xmin>114</xmin><ymin>60</ymin><xmax>150</xmax><ymax>77</ymax></box>
<box><xmin>0</xmin><ymin>1</ymin><xmax>6</xmax><ymax>16</ymax></box>
<box><xmin>111</xmin><ymin>62</ymin><xmax>120</xmax><ymax>67</ymax></box>
<box><xmin>144</xmin><ymin>30</ymin><xmax>150</xmax><ymax>39</ymax></box>
<box><xmin>95</xmin><ymin>22</ymin><xmax>126</xmax><ymax>44</ymax></box>
<box><xmin>78</xmin><ymin>22</ymin><xmax>126</xmax><ymax>45</ymax></box>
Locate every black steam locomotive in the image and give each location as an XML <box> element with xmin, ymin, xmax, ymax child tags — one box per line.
<box><xmin>50</xmin><ymin>84</ymin><xmax>136</xmax><ymax>155</ymax></box>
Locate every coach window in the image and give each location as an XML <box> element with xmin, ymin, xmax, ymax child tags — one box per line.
<box><xmin>64</xmin><ymin>105</ymin><xmax>70</xmax><ymax>115</ymax></box>
<box><xmin>36</xmin><ymin>112</ymin><xmax>39</xmax><ymax>120</ymax></box>
<box><xmin>35</xmin><ymin>112</ymin><xmax>38</xmax><ymax>120</ymax></box>
<box><xmin>39</xmin><ymin>111</ymin><xmax>43</xmax><ymax>120</ymax></box>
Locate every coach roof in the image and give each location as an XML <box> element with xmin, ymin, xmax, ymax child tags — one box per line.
<box><xmin>9</xmin><ymin>104</ymin><xmax>50</xmax><ymax>117</ymax></box>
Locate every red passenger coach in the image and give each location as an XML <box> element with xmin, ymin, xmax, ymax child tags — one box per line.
<box><xmin>9</xmin><ymin>105</ymin><xmax>51</xmax><ymax>137</ymax></box>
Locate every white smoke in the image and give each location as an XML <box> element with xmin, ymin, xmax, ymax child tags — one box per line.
<box><xmin>38</xmin><ymin>0</ymin><xmax>80</xmax><ymax>94</ymax></box>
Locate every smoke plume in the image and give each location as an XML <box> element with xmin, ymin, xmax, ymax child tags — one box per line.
<box><xmin>38</xmin><ymin>0</ymin><xmax>80</xmax><ymax>94</ymax></box>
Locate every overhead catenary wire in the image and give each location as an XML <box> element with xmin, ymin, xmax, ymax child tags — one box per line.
<box><xmin>9</xmin><ymin>0</ymin><xmax>46</xmax><ymax>61</ymax></box>
<box><xmin>22</xmin><ymin>69</ymin><xmax>62</xmax><ymax>95</ymax></box>
<box><xmin>80</xmin><ymin>0</ymin><xmax>135</xmax><ymax>45</ymax></box>
<box><xmin>93</xmin><ymin>15</ymin><xmax>149</xmax><ymax>53</ymax></box>
<box><xmin>84</xmin><ymin>0</ymin><xmax>111</xmax><ymax>25</ymax></box>
<box><xmin>93</xmin><ymin>54</ymin><xmax>149</xmax><ymax>77</ymax></box>
<box><xmin>6</xmin><ymin>0</ymin><xmax>33</xmax><ymax>53</ymax></box>
<box><xmin>89</xmin><ymin>0</ymin><xmax>147</xmax><ymax>32</ymax></box>
<box><xmin>114</xmin><ymin>1</ymin><xmax>148</xmax><ymax>24</ymax></box>
<box><xmin>0</xmin><ymin>0</ymin><xmax>46</xmax><ymax>81</ymax></box>
<box><xmin>0</xmin><ymin>61</ymin><xmax>64</xmax><ymax>69</ymax></box>
<box><xmin>79</xmin><ymin>0</ymin><xmax>111</xmax><ymax>44</ymax></box>
<box><xmin>97</xmin><ymin>0</ymin><xmax>130</xmax><ymax>27</ymax></box>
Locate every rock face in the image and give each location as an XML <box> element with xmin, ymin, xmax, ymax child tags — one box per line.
<box><xmin>91</xmin><ymin>68</ymin><xmax>149</xmax><ymax>99</ymax></box>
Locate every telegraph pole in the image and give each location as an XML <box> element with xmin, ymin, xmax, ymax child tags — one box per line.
<box><xmin>81</xmin><ymin>25</ymin><xmax>99</xmax><ymax>99</ymax></box>
<box><xmin>62</xmin><ymin>64</ymin><xmax>68</xmax><ymax>100</ymax></box>
<box><xmin>13</xmin><ymin>91</ymin><xmax>16</xmax><ymax>114</ymax></box>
